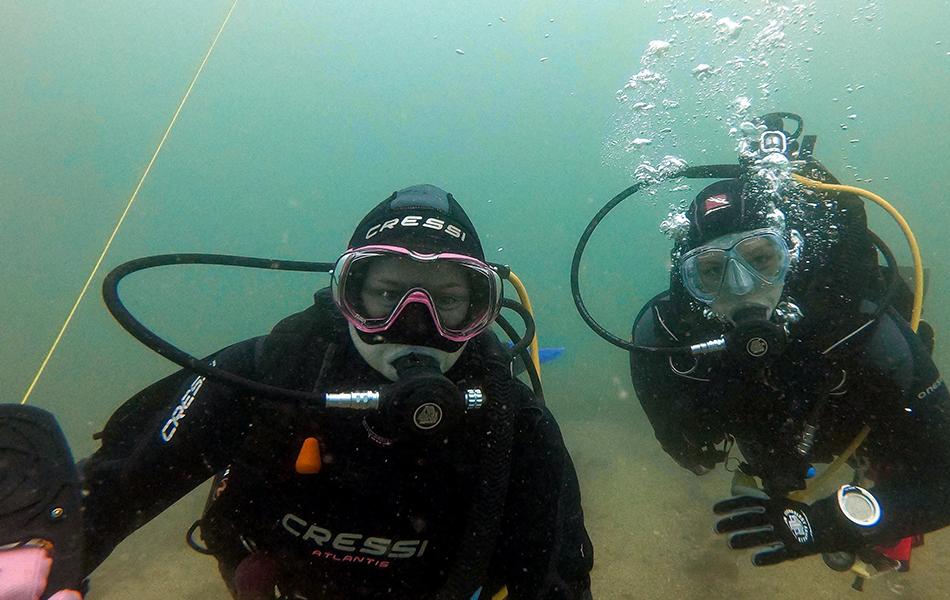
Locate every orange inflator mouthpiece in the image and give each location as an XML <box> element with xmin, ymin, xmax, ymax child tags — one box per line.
<box><xmin>295</xmin><ymin>437</ymin><xmax>322</xmax><ymax>474</ymax></box>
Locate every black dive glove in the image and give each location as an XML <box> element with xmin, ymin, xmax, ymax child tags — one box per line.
<box><xmin>713</xmin><ymin>491</ymin><xmax>871</xmax><ymax>566</ymax></box>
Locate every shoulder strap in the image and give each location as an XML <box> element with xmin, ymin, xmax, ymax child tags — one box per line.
<box><xmin>253</xmin><ymin>288</ymin><xmax>347</xmax><ymax>391</ymax></box>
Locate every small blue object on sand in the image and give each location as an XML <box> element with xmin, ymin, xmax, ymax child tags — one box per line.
<box><xmin>506</xmin><ymin>342</ymin><xmax>565</xmax><ymax>364</ymax></box>
<box><xmin>537</xmin><ymin>347</ymin><xmax>566</xmax><ymax>363</ymax></box>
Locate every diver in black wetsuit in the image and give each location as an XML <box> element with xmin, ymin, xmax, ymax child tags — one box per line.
<box><xmin>570</xmin><ymin>112</ymin><xmax>950</xmax><ymax>580</ymax></box>
<box><xmin>77</xmin><ymin>185</ymin><xmax>593</xmax><ymax>600</ymax></box>
<box><xmin>629</xmin><ymin>170</ymin><xmax>950</xmax><ymax>568</ymax></box>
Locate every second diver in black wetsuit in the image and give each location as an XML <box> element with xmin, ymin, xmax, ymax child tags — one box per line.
<box><xmin>629</xmin><ymin>132</ymin><xmax>949</xmax><ymax>572</ymax></box>
<box><xmin>571</xmin><ymin>112</ymin><xmax>950</xmax><ymax>584</ymax></box>
<box><xmin>80</xmin><ymin>185</ymin><xmax>593</xmax><ymax>600</ymax></box>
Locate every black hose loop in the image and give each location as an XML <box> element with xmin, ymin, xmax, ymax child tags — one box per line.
<box><xmin>495</xmin><ymin>314</ymin><xmax>543</xmax><ymax>401</ymax></box>
<box><xmin>102</xmin><ymin>253</ymin><xmax>334</xmax><ymax>405</ymax></box>
<box><xmin>570</xmin><ymin>182</ymin><xmax>646</xmax><ymax>351</ymax></box>
<box><xmin>500</xmin><ymin>298</ymin><xmax>536</xmax><ymax>358</ymax></box>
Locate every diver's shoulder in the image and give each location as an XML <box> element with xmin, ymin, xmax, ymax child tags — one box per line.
<box><xmin>511</xmin><ymin>400</ymin><xmax>567</xmax><ymax>450</ymax></box>
<box><xmin>267</xmin><ymin>287</ymin><xmax>346</xmax><ymax>338</ymax></box>
<box><xmin>858</xmin><ymin>308</ymin><xmax>933</xmax><ymax>370</ymax></box>
<box><xmin>632</xmin><ymin>290</ymin><xmax>675</xmax><ymax>345</ymax></box>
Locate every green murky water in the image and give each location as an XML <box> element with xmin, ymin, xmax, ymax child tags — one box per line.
<box><xmin>3</xmin><ymin>1</ymin><xmax>948</xmax><ymax>597</ymax></box>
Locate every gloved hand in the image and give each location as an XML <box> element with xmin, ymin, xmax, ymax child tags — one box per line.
<box><xmin>713</xmin><ymin>495</ymin><xmax>859</xmax><ymax>566</ymax></box>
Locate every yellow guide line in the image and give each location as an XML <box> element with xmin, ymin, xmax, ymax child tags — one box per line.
<box><xmin>21</xmin><ymin>0</ymin><xmax>239</xmax><ymax>405</ymax></box>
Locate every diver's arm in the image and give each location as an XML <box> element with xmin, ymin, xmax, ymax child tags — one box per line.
<box><xmin>629</xmin><ymin>302</ymin><xmax>723</xmax><ymax>474</ymax></box>
<box><xmin>838</xmin><ymin>312</ymin><xmax>950</xmax><ymax>543</ymax></box>
<box><xmin>500</xmin><ymin>399</ymin><xmax>593</xmax><ymax>599</ymax></box>
<box><xmin>80</xmin><ymin>340</ymin><xmax>258</xmax><ymax>575</ymax></box>
<box><xmin>715</xmin><ymin>314</ymin><xmax>950</xmax><ymax>565</ymax></box>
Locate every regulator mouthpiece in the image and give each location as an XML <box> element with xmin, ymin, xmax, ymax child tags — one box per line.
<box><xmin>726</xmin><ymin>306</ymin><xmax>787</xmax><ymax>360</ymax></box>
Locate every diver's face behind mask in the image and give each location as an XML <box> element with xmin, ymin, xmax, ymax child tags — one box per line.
<box><xmin>680</xmin><ymin>228</ymin><xmax>790</xmax><ymax>323</ymax></box>
<box><xmin>333</xmin><ymin>245</ymin><xmax>502</xmax><ymax>379</ymax></box>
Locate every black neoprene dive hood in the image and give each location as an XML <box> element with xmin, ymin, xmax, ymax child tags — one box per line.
<box><xmin>571</xmin><ymin>111</ymin><xmax>899</xmax><ymax>363</ymax></box>
<box><xmin>345</xmin><ymin>184</ymin><xmax>485</xmax><ymax>353</ymax></box>
<box><xmin>348</xmin><ymin>184</ymin><xmax>485</xmax><ymax>259</ymax></box>
<box><xmin>101</xmin><ymin>185</ymin><xmax>538</xmax><ymax>441</ymax></box>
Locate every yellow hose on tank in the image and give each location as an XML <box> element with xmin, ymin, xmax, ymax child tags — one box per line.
<box><xmin>506</xmin><ymin>271</ymin><xmax>541</xmax><ymax>377</ymax></box>
<box><xmin>785</xmin><ymin>174</ymin><xmax>925</xmax><ymax>502</ymax></box>
<box><xmin>791</xmin><ymin>174</ymin><xmax>924</xmax><ymax>331</ymax></box>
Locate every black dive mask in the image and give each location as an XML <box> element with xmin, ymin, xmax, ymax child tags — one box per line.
<box><xmin>355</xmin><ymin>303</ymin><xmax>465</xmax><ymax>353</ymax></box>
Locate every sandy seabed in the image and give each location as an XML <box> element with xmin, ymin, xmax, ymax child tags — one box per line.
<box><xmin>87</xmin><ymin>414</ymin><xmax>950</xmax><ymax>599</ymax></box>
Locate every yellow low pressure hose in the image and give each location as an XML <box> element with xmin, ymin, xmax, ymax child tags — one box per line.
<box><xmin>792</xmin><ymin>174</ymin><xmax>924</xmax><ymax>332</ymax></box>
<box><xmin>788</xmin><ymin>425</ymin><xmax>870</xmax><ymax>503</ymax></box>
<box><xmin>787</xmin><ymin>174</ymin><xmax>924</xmax><ymax>502</ymax></box>
<box><xmin>506</xmin><ymin>271</ymin><xmax>541</xmax><ymax>376</ymax></box>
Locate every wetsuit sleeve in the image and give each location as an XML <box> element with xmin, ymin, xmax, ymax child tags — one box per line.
<box><xmin>498</xmin><ymin>396</ymin><xmax>593</xmax><ymax>600</ymax></box>
<box><xmin>629</xmin><ymin>301</ymin><xmax>723</xmax><ymax>473</ymax></box>
<box><xmin>812</xmin><ymin>312</ymin><xmax>950</xmax><ymax>546</ymax></box>
<box><xmin>80</xmin><ymin>340</ymin><xmax>258</xmax><ymax>575</ymax></box>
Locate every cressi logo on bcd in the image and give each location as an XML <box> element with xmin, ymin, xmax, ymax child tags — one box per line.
<box><xmin>746</xmin><ymin>337</ymin><xmax>769</xmax><ymax>358</ymax></box>
<box><xmin>413</xmin><ymin>403</ymin><xmax>443</xmax><ymax>430</ymax></box>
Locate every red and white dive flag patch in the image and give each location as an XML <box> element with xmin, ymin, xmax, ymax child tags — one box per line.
<box><xmin>704</xmin><ymin>193</ymin><xmax>731</xmax><ymax>216</ymax></box>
